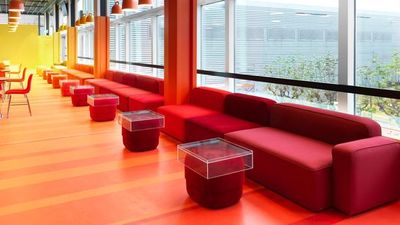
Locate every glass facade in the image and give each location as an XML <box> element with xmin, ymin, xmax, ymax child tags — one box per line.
<box><xmin>198</xmin><ymin>0</ymin><xmax>400</xmax><ymax>138</ymax></box>
<box><xmin>108</xmin><ymin>1</ymin><xmax>164</xmax><ymax>77</ymax></box>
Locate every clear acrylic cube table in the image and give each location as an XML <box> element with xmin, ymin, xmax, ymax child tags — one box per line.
<box><xmin>118</xmin><ymin>110</ymin><xmax>165</xmax><ymax>152</ymax></box>
<box><xmin>87</xmin><ymin>94</ymin><xmax>119</xmax><ymax>122</ymax></box>
<box><xmin>178</xmin><ymin>138</ymin><xmax>253</xmax><ymax>208</ymax></box>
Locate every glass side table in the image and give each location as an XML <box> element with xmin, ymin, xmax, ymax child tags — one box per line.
<box><xmin>118</xmin><ymin>110</ymin><xmax>165</xmax><ymax>152</ymax></box>
<box><xmin>70</xmin><ymin>85</ymin><xmax>94</xmax><ymax>107</ymax></box>
<box><xmin>178</xmin><ymin>138</ymin><xmax>253</xmax><ymax>209</ymax></box>
<box><xmin>87</xmin><ymin>94</ymin><xmax>119</xmax><ymax>122</ymax></box>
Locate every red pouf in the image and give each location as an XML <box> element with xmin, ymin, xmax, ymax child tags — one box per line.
<box><xmin>47</xmin><ymin>72</ymin><xmax>58</xmax><ymax>84</ymax></box>
<box><xmin>122</xmin><ymin>127</ymin><xmax>160</xmax><ymax>152</ymax></box>
<box><xmin>60</xmin><ymin>80</ymin><xmax>79</xmax><ymax>97</ymax></box>
<box><xmin>71</xmin><ymin>94</ymin><xmax>89</xmax><ymax>106</ymax></box>
<box><xmin>184</xmin><ymin>153</ymin><xmax>245</xmax><ymax>209</ymax></box>
<box><xmin>70</xmin><ymin>86</ymin><xmax>94</xmax><ymax>107</ymax></box>
<box><xmin>89</xmin><ymin>105</ymin><xmax>117</xmax><ymax>122</ymax></box>
<box><xmin>52</xmin><ymin>75</ymin><xmax>67</xmax><ymax>89</ymax></box>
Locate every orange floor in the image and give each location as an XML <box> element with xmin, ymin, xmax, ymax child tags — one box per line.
<box><xmin>0</xmin><ymin>73</ymin><xmax>399</xmax><ymax>225</ymax></box>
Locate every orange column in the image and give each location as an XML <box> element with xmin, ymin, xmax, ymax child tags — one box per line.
<box><xmin>67</xmin><ymin>27</ymin><xmax>77</xmax><ymax>69</ymax></box>
<box><xmin>164</xmin><ymin>0</ymin><xmax>197</xmax><ymax>105</ymax></box>
<box><xmin>94</xmin><ymin>16</ymin><xmax>109</xmax><ymax>79</ymax></box>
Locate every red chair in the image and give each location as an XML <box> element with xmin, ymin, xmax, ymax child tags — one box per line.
<box><xmin>5</xmin><ymin>74</ymin><xmax>33</xmax><ymax>118</ymax></box>
<box><xmin>7</xmin><ymin>67</ymin><xmax>26</xmax><ymax>89</ymax></box>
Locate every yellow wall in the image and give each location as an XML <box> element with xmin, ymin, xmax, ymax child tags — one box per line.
<box><xmin>53</xmin><ymin>31</ymin><xmax>61</xmax><ymax>64</ymax></box>
<box><xmin>0</xmin><ymin>25</ymin><xmax>54</xmax><ymax>68</ymax></box>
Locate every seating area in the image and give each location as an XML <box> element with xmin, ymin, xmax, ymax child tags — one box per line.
<box><xmin>1</xmin><ymin>0</ymin><xmax>400</xmax><ymax>224</ymax></box>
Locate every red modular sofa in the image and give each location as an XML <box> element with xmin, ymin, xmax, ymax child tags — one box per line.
<box><xmin>61</xmin><ymin>64</ymin><xmax>94</xmax><ymax>84</ymax></box>
<box><xmin>158</xmin><ymin>87</ymin><xmax>400</xmax><ymax>215</ymax></box>
<box><xmin>85</xmin><ymin>70</ymin><xmax>164</xmax><ymax>112</ymax></box>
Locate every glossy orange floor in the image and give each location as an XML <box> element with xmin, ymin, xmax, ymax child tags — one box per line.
<box><xmin>0</xmin><ymin>73</ymin><xmax>399</xmax><ymax>225</ymax></box>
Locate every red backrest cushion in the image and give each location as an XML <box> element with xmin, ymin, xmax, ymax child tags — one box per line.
<box><xmin>75</xmin><ymin>64</ymin><xmax>93</xmax><ymax>74</ymax></box>
<box><xmin>224</xmin><ymin>93</ymin><xmax>276</xmax><ymax>126</ymax></box>
<box><xmin>189</xmin><ymin>87</ymin><xmax>230</xmax><ymax>112</ymax></box>
<box><xmin>270</xmin><ymin>103</ymin><xmax>382</xmax><ymax>145</ymax></box>
<box><xmin>112</xmin><ymin>71</ymin><xmax>125</xmax><ymax>83</ymax></box>
<box><xmin>122</xmin><ymin>74</ymin><xmax>137</xmax><ymax>87</ymax></box>
<box><xmin>135</xmin><ymin>75</ymin><xmax>162</xmax><ymax>94</ymax></box>
<box><xmin>104</xmin><ymin>70</ymin><xmax>115</xmax><ymax>80</ymax></box>
<box><xmin>158</xmin><ymin>79</ymin><xmax>164</xmax><ymax>95</ymax></box>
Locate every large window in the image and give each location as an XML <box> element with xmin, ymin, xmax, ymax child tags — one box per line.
<box><xmin>108</xmin><ymin>2</ymin><xmax>164</xmax><ymax>78</ymax></box>
<box><xmin>198</xmin><ymin>0</ymin><xmax>399</xmax><ymax>138</ymax></box>
<box><xmin>76</xmin><ymin>0</ymin><xmax>94</xmax><ymax>65</ymax></box>
<box><xmin>355</xmin><ymin>0</ymin><xmax>400</xmax><ymax>138</ymax></box>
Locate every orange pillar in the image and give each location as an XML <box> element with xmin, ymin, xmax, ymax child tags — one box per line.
<box><xmin>94</xmin><ymin>16</ymin><xmax>109</xmax><ymax>78</ymax></box>
<box><xmin>67</xmin><ymin>27</ymin><xmax>77</xmax><ymax>69</ymax></box>
<box><xmin>164</xmin><ymin>0</ymin><xmax>197</xmax><ymax>105</ymax></box>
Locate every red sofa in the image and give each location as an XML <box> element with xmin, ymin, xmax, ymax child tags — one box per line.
<box><xmin>159</xmin><ymin>87</ymin><xmax>400</xmax><ymax>215</ymax></box>
<box><xmin>224</xmin><ymin>103</ymin><xmax>400</xmax><ymax>215</ymax></box>
<box><xmin>61</xmin><ymin>64</ymin><xmax>94</xmax><ymax>84</ymax></box>
<box><xmin>85</xmin><ymin>70</ymin><xmax>164</xmax><ymax>112</ymax></box>
<box><xmin>158</xmin><ymin>87</ymin><xmax>230</xmax><ymax>142</ymax></box>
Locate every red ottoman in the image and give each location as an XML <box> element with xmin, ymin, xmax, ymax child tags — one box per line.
<box><xmin>60</xmin><ymin>80</ymin><xmax>80</xmax><ymax>97</ymax></box>
<box><xmin>42</xmin><ymin>69</ymin><xmax>53</xmax><ymax>80</ymax></box>
<box><xmin>118</xmin><ymin>110</ymin><xmax>165</xmax><ymax>152</ymax></box>
<box><xmin>87</xmin><ymin>94</ymin><xmax>119</xmax><ymax>122</ymax></box>
<box><xmin>70</xmin><ymin>85</ymin><xmax>94</xmax><ymax>106</ymax></box>
<box><xmin>51</xmin><ymin>75</ymin><xmax>68</xmax><ymax>88</ymax></box>
<box><xmin>47</xmin><ymin>72</ymin><xmax>58</xmax><ymax>84</ymax></box>
<box><xmin>177</xmin><ymin>138</ymin><xmax>253</xmax><ymax>209</ymax></box>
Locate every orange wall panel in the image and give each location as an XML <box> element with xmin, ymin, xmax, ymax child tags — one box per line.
<box><xmin>94</xmin><ymin>16</ymin><xmax>110</xmax><ymax>79</ymax></box>
<box><xmin>164</xmin><ymin>0</ymin><xmax>197</xmax><ymax>105</ymax></box>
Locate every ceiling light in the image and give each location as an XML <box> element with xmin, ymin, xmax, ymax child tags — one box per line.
<box><xmin>122</xmin><ymin>0</ymin><xmax>138</xmax><ymax>12</ymax></box>
<box><xmin>9</xmin><ymin>0</ymin><xmax>24</xmax><ymax>12</ymax></box>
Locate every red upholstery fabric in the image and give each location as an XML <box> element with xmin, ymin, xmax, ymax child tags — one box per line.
<box><xmin>158</xmin><ymin>104</ymin><xmax>220</xmax><ymax>142</ymax></box>
<box><xmin>47</xmin><ymin>72</ymin><xmax>58</xmax><ymax>84</ymax></box>
<box><xmin>184</xmin><ymin>153</ymin><xmax>244</xmax><ymax>209</ymax></box>
<box><xmin>186</xmin><ymin>114</ymin><xmax>260</xmax><ymax>142</ymax></box>
<box><xmin>52</xmin><ymin>75</ymin><xmax>67</xmax><ymax>89</ymax></box>
<box><xmin>75</xmin><ymin>64</ymin><xmax>93</xmax><ymax>74</ymax></box>
<box><xmin>110</xmin><ymin>87</ymin><xmax>151</xmax><ymax>112</ymax></box>
<box><xmin>270</xmin><ymin>103</ymin><xmax>382</xmax><ymax>145</ymax></box>
<box><xmin>104</xmin><ymin>70</ymin><xmax>114</xmax><ymax>80</ymax></box>
<box><xmin>224</xmin><ymin>93</ymin><xmax>276</xmax><ymax>126</ymax></box>
<box><xmin>333</xmin><ymin>136</ymin><xmax>400</xmax><ymax>215</ymax></box>
<box><xmin>135</xmin><ymin>75</ymin><xmax>162</xmax><ymax>93</ymax></box>
<box><xmin>89</xmin><ymin>105</ymin><xmax>117</xmax><ymax>121</ymax></box>
<box><xmin>112</xmin><ymin>72</ymin><xmax>125</xmax><ymax>83</ymax></box>
<box><xmin>225</xmin><ymin>127</ymin><xmax>333</xmax><ymax>211</ymax></box>
<box><xmin>122</xmin><ymin>128</ymin><xmax>160</xmax><ymax>151</ymax></box>
<box><xmin>71</xmin><ymin>94</ymin><xmax>89</xmax><ymax>106</ymax></box>
<box><xmin>189</xmin><ymin>87</ymin><xmax>230</xmax><ymax>112</ymax></box>
<box><xmin>121</xmin><ymin>74</ymin><xmax>136</xmax><ymax>87</ymax></box>
<box><xmin>98</xmin><ymin>83</ymin><xmax>130</xmax><ymax>94</ymax></box>
<box><xmin>129</xmin><ymin>93</ymin><xmax>164</xmax><ymax>111</ymax></box>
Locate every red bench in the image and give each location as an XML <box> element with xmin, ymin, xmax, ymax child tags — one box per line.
<box><xmin>61</xmin><ymin>64</ymin><xmax>94</xmax><ymax>85</ymax></box>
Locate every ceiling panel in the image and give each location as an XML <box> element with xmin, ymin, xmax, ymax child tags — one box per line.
<box><xmin>0</xmin><ymin>0</ymin><xmax>54</xmax><ymax>15</ymax></box>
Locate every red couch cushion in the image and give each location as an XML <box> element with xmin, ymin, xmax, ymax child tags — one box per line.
<box><xmin>135</xmin><ymin>75</ymin><xmax>162</xmax><ymax>94</ymax></box>
<box><xmin>112</xmin><ymin>71</ymin><xmax>125</xmax><ymax>83</ymax></box>
<box><xmin>129</xmin><ymin>93</ymin><xmax>164</xmax><ymax>112</ymax></box>
<box><xmin>98</xmin><ymin>82</ymin><xmax>131</xmax><ymax>94</ymax></box>
<box><xmin>121</xmin><ymin>74</ymin><xmax>136</xmax><ymax>87</ymax></box>
<box><xmin>186</xmin><ymin>114</ymin><xmax>260</xmax><ymax>142</ymax></box>
<box><xmin>104</xmin><ymin>70</ymin><xmax>114</xmax><ymax>80</ymax></box>
<box><xmin>270</xmin><ymin>103</ymin><xmax>381</xmax><ymax>145</ymax></box>
<box><xmin>189</xmin><ymin>87</ymin><xmax>230</xmax><ymax>112</ymax></box>
<box><xmin>110</xmin><ymin>87</ymin><xmax>151</xmax><ymax>112</ymax></box>
<box><xmin>224</xmin><ymin>93</ymin><xmax>276</xmax><ymax>126</ymax></box>
<box><xmin>225</xmin><ymin>127</ymin><xmax>333</xmax><ymax>211</ymax></box>
<box><xmin>158</xmin><ymin>104</ymin><xmax>220</xmax><ymax>142</ymax></box>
